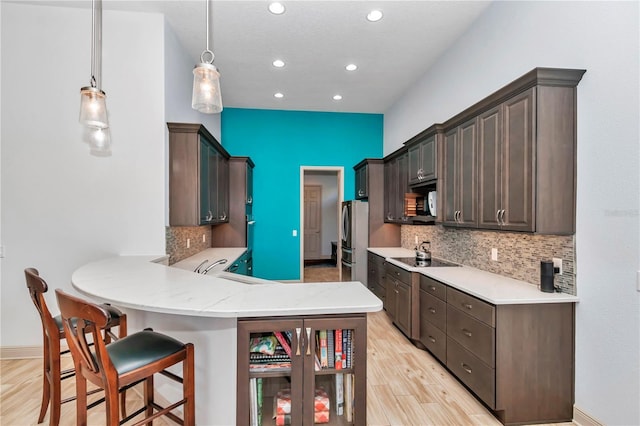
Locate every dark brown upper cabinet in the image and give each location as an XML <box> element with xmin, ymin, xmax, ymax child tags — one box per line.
<box><xmin>442</xmin><ymin>117</ymin><xmax>478</xmax><ymax>228</ymax></box>
<box><xmin>442</xmin><ymin>67</ymin><xmax>586</xmax><ymax>234</ymax></box>
<box><xmin>383</xmin><ymin>148</ymin><xmax>409</xmax><ymax>223</ymax></box>
<box><xmin>168</xmin><ymin>122</ymin><xmax>230</xmax><ymax>226</ymax></box>
<box><xmin>406</xmin><ymin>125</ymin><xmax>442</xmax><ymax>187</ymax></box>
<box><xmin>354</xmin><ymin>160</ymin><xmax>369</xmax><ymax>199</ymax></box>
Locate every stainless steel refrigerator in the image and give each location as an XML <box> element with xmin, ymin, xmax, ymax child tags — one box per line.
<box><xmin>341</xmin><ymin>200</ymin><xmax>369</xmax><ymax>285</ymax></box>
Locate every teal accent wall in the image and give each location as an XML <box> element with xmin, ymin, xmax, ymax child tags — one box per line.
<box><xmin>221</xmin><ymin>108</ymin><xmax>383</xmax><ymax>280</ymax></box>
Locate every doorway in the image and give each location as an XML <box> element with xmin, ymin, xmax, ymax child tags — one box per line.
<box><xmin>300</xmin><ymin>167</ymin><xmax>343</xmax><ymax>282</ymax></box>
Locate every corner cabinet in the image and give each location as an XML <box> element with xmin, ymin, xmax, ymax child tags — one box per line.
<box><xmin>237</xmin><ymin>314</ymin><xmax>367</xmax><ymax>426</ymax></box>
<box><xmin>168</xmin><ymin>122</ymin><xmax>230</xmax><ymax>226</ymax></box>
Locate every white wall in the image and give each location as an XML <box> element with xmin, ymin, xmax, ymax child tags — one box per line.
<box><xmin>384</xmin><ymin>2</ymin><xmax>640</xmax><ymax>425</ymax></box>
<box><xmin>304</xmin><ymin>172</ymin><xmax>339</xmax><ymax>257</ymax></box>
<box><xmin>0</xmin><ymin>3</ymin><xmax>167</xmax><ymax>347</ymax></box>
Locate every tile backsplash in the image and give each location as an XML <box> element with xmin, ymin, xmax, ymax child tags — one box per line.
<box><xmin>401</xmin><ymin>225</ymin><xmax>576</xmax><ymax>295</ymax></box>
<box><xmin>166</xmin><ymin>226</ymin><xmax>212</xmax><ymax>264</ymax></box>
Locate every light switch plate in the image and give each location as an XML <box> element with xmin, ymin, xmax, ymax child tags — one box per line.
<box><xmin>292</xmin><ymin>229</ymin><xmax>297</xmax><ymax>237</ymax></box>
<box><xmin>491</xmin><ymin>248</ymin><xmax>498</xmax><ymax>261</ymax></box>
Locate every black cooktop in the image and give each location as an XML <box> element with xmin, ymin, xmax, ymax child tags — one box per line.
<box><xmin>391</xmin><ymin>257</ymin><xmax>460</xmax><ymax>268</ymax></box>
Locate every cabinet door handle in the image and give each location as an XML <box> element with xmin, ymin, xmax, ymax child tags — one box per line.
<box><xmin>500</xmin><ymin>209</ymin><xmax>506</xmax><ymax>225</ymax></box>
<box><xmin>428</xmin><ymin>336</ymin><xmax>436</xmax><ymax>343</ymax></box>
<box><xmin>246</xmin><ymin>196</ymin><xmax>253</xmax><ymax>204</ymax></box>
<box><xmin>462</xmin><ymin>328</ymin><xmax>472</xmax><ymax>337</ymax></box>
<box><xmin>295</xmin><ymin>327</ymin><xmax>301</xmax><ymax>356</ymax></box>
<box><xmin>463</xmin><ymin>303</ymin><xmax>473</xmax><ymax>310</ymax></box>
<box><xmin>428</xmin><ymin>308</ymin><xmax>436</xmax><ymax>314</ymax></box>
<box><xmin>496</xmin><ymin>210</ymin><xmax>500</xmax><ymax>223</ymax></box>
<box><xmin>305</xmin><ymin>327</ymin><xmax>312</xmax><ymax>356</ymax></box>
<box><xmin>358</xmin><ymin>189</ymin><xmax>364</xmax><ymax>197</ymax></box>
<box><xmin>461</xmin><ymin>363</ymin><xmax>473</xmax><ymax>374</ymax></box>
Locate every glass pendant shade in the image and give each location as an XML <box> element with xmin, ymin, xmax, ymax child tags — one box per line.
<box><xmin>79</xmin><ymin>86</ymin><xmax>109</xmax><ymax>129</ymax></box>
<box><xmin>83</xmin><ymin>126</ymin><xmax>112</xmax><ymax>156</ymax></box>
<box><xmin>192</xmin><ymin>63</ymin><xmax>223</xmax><ymax>114</ymax></box>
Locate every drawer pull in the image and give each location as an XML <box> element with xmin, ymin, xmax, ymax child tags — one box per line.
<box><xmin>461</xmin><ymin>363</ymin><xmax>472</xmax><ymax>374</ymax></box>
<box><xmin>305</xmin><ymin>327</ymin><xmax>312</xmax><ymax>355</ymax></box>
<box><xmin>428</xmin><ymin>336</ymin><xmax>436</xmax><ymax>343</ymax></box>
<box><xmin>429</xmin><ymin>285</ymin><xmax>436</xmax><ymax>291</ymax></box>
<box><xmin>428</xmin><ymin>308</ymin><xmax>437</xmax><ymax>314</ymax></box>
<box><xmin>295</xmin><ymin>328</ymin><xmax>301</xmax><ymax>356</ymax></box>
<box><xmin>462</xmin><ymin>328</ymin><xmax>472</xmax><ymax>338</ymax></box>
<box><xmin>463</xmin><ymin>303</ymin><xmax>473</xmax><ymax>310</ymax></box>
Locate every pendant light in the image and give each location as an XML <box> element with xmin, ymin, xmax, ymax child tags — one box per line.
<box><xmin>79</xmin><ymin>0</ymin><xmax>108</xmax><ymax>129</ymax></box>
<box><xmin>79</xmin><ymin>0</ymin><xmax>111</xmax><ymax>155</ymax></box>
<box><xmin>192</xmin><ymin>0</ymin><xmax>223</xmax><ymax>114</ymax></box>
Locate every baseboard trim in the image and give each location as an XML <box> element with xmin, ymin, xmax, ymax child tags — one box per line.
<box><xmin>574</xmin><ymin>405</ymin><xmax>605</xmax><ymax>426</ymax></box>
<box><xmin>1</xmin><ymin>345</ymin><xmax>43</xmax><ymax>359</ymax></box>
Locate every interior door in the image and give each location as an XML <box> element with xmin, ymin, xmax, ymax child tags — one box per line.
<box><xmin>303</xmin><ymin>185</ymin><xmax>322</xmax><ymax>260</ymax></box>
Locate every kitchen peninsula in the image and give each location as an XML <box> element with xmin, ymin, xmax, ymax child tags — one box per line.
<box><xmin>72</xmin><ymin>255</ymin><xmax>382</xmax><ymax>425</ymax></box>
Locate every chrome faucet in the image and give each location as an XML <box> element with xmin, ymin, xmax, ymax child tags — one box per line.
<box><xmin>193</xmin><ymin>260</ymin><xmax>209</xmax><ymax>273</ymax></box>
<box><xmin>202</xmin><ymin>259</ymin><xmax>228</xmax><ymax>274</ymax></box>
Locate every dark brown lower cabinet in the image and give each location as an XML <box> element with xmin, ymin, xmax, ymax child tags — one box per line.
<box><xmin>237</xmin><ymin>314</ymin><xmax>367</xmax><ymax>425</ymax></box>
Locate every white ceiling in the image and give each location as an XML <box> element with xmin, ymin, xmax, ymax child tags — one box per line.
<box><xmin>21</xmin><ymin>0</ymin><xmax>492</xmax><ymax>113</ymax></box>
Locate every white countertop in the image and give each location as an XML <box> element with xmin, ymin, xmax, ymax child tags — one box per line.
<box><xmin>72</xmin><ymin>252</ymin><xmax>382</xmax><ymax>318</ymax></box>
<box><xmin>368</xmin><ymin>247</ymin><xmax>579</xmax><ymax>305</ymax></box>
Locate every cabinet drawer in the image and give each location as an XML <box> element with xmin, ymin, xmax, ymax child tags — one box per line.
<box><xmin>447</xmin><ymin>337</ymin><xmax>495</xmax><ymax>409</ymax></box>
<box><xmin>420</xmin><ymin>291</ymin><xmax>446</xmax><ymax>331</ymax></box>
<box><xmin>385</xmin><ymin>263</ymin><xmax>411</xmax><ymax>285</ymax></box>
<box><xmin>420</xmin><ymin>275</ymin><xmax>447</xmax><ymax>301</ymax></box>
<box><xmin>447</xmin><ymin>306</ymin><xmax>495</xmax><ymax>367</ymax></box>
<box><xmin>420</xmin><ymin>321</ymin><xmax>446</xmax><ymax>362</ymax></box>
<box><xmin>447</xmin><ymin>287</ymin><xmax>495</xmax><ymax>327</ymax></box>
<box><xmin>370</xmin><ymin>281</ymin><xmax>386</xmax><ymax>303</ymax></box>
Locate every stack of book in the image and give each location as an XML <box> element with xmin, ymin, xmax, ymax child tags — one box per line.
<box><xmin>249</xmin><ymin>331</ymin><xmax>292</xmax><ymax>373</ymax></box>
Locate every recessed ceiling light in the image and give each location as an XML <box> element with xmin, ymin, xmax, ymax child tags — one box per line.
<box><xmin>366</xmin><ymin>10</ymin><xmax>383</xmax><ymax>22</ymax></box>
<box><xmin>274</xmin><ymin>92</ymin><xmax>284</xmax><ymax>98</ymax></box>
<box><xmin>269</xmin><ymin>2</ymin><xmax>285</xmax><ymax>15</ymax></box>
<box><xmin>333</xmin><ymin>95</ymin><xmax>343</xmax><ymax>101</ymax></box>
<box><xmin>345</xmin><ymin>64</ymin><xmax>358</xmax><ymax>71</ymax></box>
<box><xmin>273</xmin><ymin>59</ymin><xmax>285</xmax><ymax>68</ymax></box>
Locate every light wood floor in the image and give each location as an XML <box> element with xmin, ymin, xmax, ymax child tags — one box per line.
<box><xmin>304</xmin><ymin>265</ymin><xmax>340</xmax><ymax>282</ymax></box>
<box><xmin>1</xmin><ymin>311</ymin><xmax>574</xmax><ymax>425</ymax></box>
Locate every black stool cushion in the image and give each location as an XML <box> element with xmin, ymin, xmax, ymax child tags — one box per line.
<box><xmin>106</xmin><ymin>330</ymin><xmax>185</xmax><ymax>375</ymax></box>
<box><xmin>54</xmin><ymin>303</ymin><xmax>123</xmax><ymax>332</ymax></box>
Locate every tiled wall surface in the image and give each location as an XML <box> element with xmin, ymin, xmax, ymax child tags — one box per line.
<box><xmin>401</xmin><ymin>225</ymin><xmax>576</xmax><ymax>295</ymax></box>
<box><xmin>166</xmin><ymin>226</ymin><xmax>212</xmax><ymax>264</ymax></box>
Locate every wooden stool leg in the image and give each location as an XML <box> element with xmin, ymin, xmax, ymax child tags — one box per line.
<box><xmin>38</xmin><ymin>335</ymin><xmax>51</xmax><ymax>423</ymax></box>
<box><xmin>117</xmin><ymin>317</ymin><xmax>127</xmax><ymax>419</ymax></box>
<box><xmin>75</xmin><ymin>374</ymin><xmax>88</xmax><ymax>426</ymax></box>
<box><xmin>183</xmin><ymin>344</ymin><xmax>196</xmax><ymax>426</ymax></box>
<box><xmin>48</xmin><ymin>338</ymin><xmax>62</xmax><ymax>426</ymax></box>
<box><xmin>144</xmin><ymin>375</ymin><xmax>154</xmax><ymax>426</ymax></box>
<box><xmin>105</xmin><ymin>381</ymin><xmax>120</xmax><ymax>426</ymax></box>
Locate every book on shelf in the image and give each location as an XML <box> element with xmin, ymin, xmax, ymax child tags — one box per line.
<box><xmin>344</xmin><ymin>373</ymin><xmax>353</xmax><ymax>422</ymax></box>
<box><xmin>273</xmin><ymin>331</ymin><xmax>292</xmax><ymax>357</ymax></box>
<box><xmin>345</xmin><ymin>329</ymin><xmax>352</xmax><ymax>368</ymax></box>
<box><xmin>335</xmin><ymin>329</ymin><xmax>343</xmax><ymax>370</ymax></box>
<box><xmin>335</xmin><ymin>373</ymin><xmax>344</xmax><ymax>416</ymax></box>
<box><xmin>327</xmin><ymin>329</ymin><xmax>335</xmax><ymax>368</ymax></box>
<box><xmin>257</xmin><ymin>378</ymin><xmax>263</xmax><ymax>426</ymax></box>
<box><xmin>319</xmin><ymin>330</ymin><xmax>328</xmax><ymax>368</ymax></box>
<box><xmin>250</xmin><ymin>377</ymin><xmax>258</xmax><ymax>426</ymax></box>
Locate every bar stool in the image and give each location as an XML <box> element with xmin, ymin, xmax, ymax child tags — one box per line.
<box><xmin>25</xmin><ymin>268</ymin><xmax>127</xmax><ymax>426</ymax></box>
<box><xmin>55</xmin><ymin>289</ymin><xmax>195</xmax><ymax>426</ymax></box>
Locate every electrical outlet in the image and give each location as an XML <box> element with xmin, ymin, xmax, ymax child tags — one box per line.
<box><xmin>553</xmin><ymin>258</ymin><xmax>563</xmax><ymax>275</ymax></box>
<box><xmin>202</xmin><ymin>234</ymin><xmax>206</xmax><ymax>243</ymax></box>
<box><xmin>491</xmin><ymin>248</ymin><xmax>498</xmax><ymax>261</ymax></box>
<box><xmin>186</xmin><ymin>238</ymin><xmax>191</xmax><ymax>249</ymax></box>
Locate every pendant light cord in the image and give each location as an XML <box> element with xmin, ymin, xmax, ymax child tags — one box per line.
<box><xmin>90</xmin><ymin>0</ymin><xmax>96</xmax><ymax>88</ymax></box>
